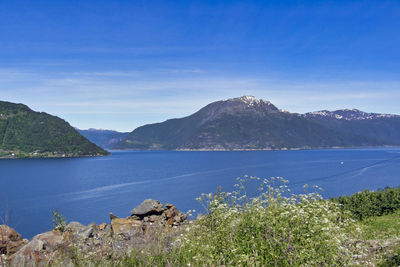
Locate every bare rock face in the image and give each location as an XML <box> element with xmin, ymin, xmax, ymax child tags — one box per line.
<box><xmin>2</xmin><ymin>200</ymin><xmax>187</xmax><ymax>266</ymax></box>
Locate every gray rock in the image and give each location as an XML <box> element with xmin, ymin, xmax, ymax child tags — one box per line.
<box><xmin>130</xmin><ymin>199</ymin><xmax>163</xmax><ymax>216</ymax></box>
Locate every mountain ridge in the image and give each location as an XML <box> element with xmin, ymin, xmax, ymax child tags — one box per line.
<box><xmin>114</xmin><ymin>96</ymin><xmax>400</xmax><ymax>150</ymax></box>
<box><xmin>303</xmin><ymin>109</ymin><xmax>400</xmax><ymax>120</ymax></box>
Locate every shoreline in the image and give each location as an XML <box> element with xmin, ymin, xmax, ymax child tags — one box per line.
<box><xmin>3</xmin><ymin>145</ymin><xmax>400</xmax><ymax>158</ymax></box>
<box><xmin>112</xmin><ymin>145</ymin><xmax>400</xmax><ymax>152</ymax></box>
<box><xmin>0</xmin><ymin>153</ymin><xmax>110</xmax><ymax>160</ymax></box>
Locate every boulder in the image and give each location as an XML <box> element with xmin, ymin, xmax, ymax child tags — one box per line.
<box><xmin>0</xmin><ymin>225</ymin><xmax>27</xmax><ymax>257</ymax></box>
<box><xmin>130</xmin><ymin>199</ymin><xmax>163</xmax><ymax>216</ymax></box>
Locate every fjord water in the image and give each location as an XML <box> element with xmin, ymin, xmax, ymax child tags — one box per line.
<box><xmin>1</xmin><ymin>148</ymin><xmax>400</xmax><ymax>238</ymax></box>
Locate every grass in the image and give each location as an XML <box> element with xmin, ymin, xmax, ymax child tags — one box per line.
<box><xmin>361</xmin><ymin>210</ymin><xmax>400</xmax><ymax>240</ymax></box>
<box><xmin>356</xmin><ymin>211</ymin><xmax>400</xmax><ymax>266</ymax></box>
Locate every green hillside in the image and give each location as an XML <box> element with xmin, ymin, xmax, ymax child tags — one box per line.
<box><xmin>0</xmin><ymin>101</ymin><xmax>109</xmax><ymax>158</ymax></box>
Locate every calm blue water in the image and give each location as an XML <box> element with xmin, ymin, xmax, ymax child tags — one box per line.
<box><xmin>1</xmin><ymin>148</ymin><xmax>400</xmax><ymax>239</ymax></box>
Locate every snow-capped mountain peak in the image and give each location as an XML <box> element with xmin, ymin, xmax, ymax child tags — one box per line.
<box><xmin>234</xmin><ymin>95</ymin><xmax>274</xmax><ymax>107</ymax></box>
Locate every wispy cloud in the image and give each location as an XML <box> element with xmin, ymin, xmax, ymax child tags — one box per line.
<box><xmin>1</xmin><ymin>67</ymin><xmax>399</xmax><ymax>131</ymax></box>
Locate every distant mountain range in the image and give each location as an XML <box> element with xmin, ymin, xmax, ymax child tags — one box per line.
<box><xmin>113</xmin><ymin>96</ymin><xmax>400</xmax><ymax>150</ymax></box>
<box><xmin>77</xmin><ymin>129</ymin><xmax>129</xmax><ymax>149</ymax></box>
<box><xmin>0</xmin><ymin>101</ymin><xmax>109</xmax><ymax>158</ymax></box>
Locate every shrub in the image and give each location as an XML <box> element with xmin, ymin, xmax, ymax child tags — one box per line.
<box><xmin>52</xmin><ymin>209</ymin><xmax>66</xmax><ymax>232</ymax></box>
<box><xmin>333</xmin><ymin>187</ymin><xmax>400</xmax><ymax>220</ymax></box>
<box><xmin>124</xmin><ymin>177</ymin><xmax>363</xmax><ymax>266</ymax></box>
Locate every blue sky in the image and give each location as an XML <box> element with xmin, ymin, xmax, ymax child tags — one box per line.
<box><xmin>0</xmin><ymin>0</ymin><xmax>399</xmax><ymax>131</ymax></box>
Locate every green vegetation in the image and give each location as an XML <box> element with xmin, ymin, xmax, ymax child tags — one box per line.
<box><xmin>333</xmin><ymin>187</ymin><xmax>400</xmax><ymax>220</ymax></box>
<box><xmin>117</xmin><ymin>179</ymin><xmax>400</xmax><ymax>266</ymax></box>
<box><xmin>52</xmin><ymin>209</ymin><xmax>67</xmax><ymax>232</ymax></box>
<box><xmin>333</xmin><ymin>188</ymin><xmax>400</xmax><ymax>266</ymax></box>
<box><xmin>360</xmin><ymin>212</ymin><xmax>400</xmax><ymax>267</ymax></box>
<box><xmin>379</xmin><ymin>246</ymin><xmax>400</xmax><ymax>267</ymax></box>
<box><xmin>0</xmin><ymin>100</ymin><xmax>108</xmax><ymax>157</ymax></box>
<box><xmin>121</xmin><ymin>177</ymin><xmax>364</xmax><ymax>266</ymax></box>
<box><xmin>361</xmin><ymin>211</ymin><xmax>400</xmax><ymax>240</ymax></box>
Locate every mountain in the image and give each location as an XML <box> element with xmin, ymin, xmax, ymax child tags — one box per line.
<box><xmin>0</xmin><ymin>101</ymin><xmax>109</xmax><ymax>158</ymax></box>
<box><xmin>302</xmin><ymin>109</ymin><xmax>400</xmax><ymax>146</ymax></box>
<box><xmin>114</xmin><ymin>96</ymin><xmax>399</xmax><ymax>150</ymax></box>
<box><xmin>77</xmin><ymin>129</ymin><xmax>129</xmax><ymax>149</ymax></box>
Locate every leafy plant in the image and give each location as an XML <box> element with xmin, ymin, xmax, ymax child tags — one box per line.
<box><xmin>52</xmin><ymin>209</ymin><xmax>66</xmax><ymax>232</ymax></box>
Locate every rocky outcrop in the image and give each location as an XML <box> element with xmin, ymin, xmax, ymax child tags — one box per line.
<box><xmin>0</xmin><ymin>200</ymin><xmax>187</xmax><ymax>266</ymax></box>
<box><xmin>0</xmin><ymin>225</ymin><xmax>28</xmax><ymax>257</ymax></box>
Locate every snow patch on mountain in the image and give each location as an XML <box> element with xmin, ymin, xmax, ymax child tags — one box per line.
<box><xmin>233</xmin><ymin>95</ymin><xmax>274</xmax><ymax>107</ymax></box>
<box><xmin>304</xmin><ymin>109</ymin><xmax>399</xmax><ymax>120</ymax></box>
